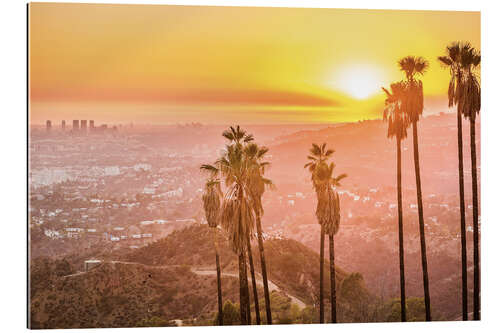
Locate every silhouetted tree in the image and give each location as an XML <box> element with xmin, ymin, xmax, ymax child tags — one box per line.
<box><xmin>458</xmin><ymin>45</ymin><xmax>481</xmax><ymax>320</ymax></box>
<box><xmin>315</xmin><ymin>161</ymin><xmax>346</xmax><ymax>323</ymax></box>
<box><xmin>202</xmin><ymin>126</ymin><xmax>257</xmax><ymax>324</ymax></box>
<box><xmin>201</xmin><ymin>178</ymin><xmax>224</xmax><ymax>325</ymax></box>
<box><xmin>305</xmin><ymin>143</ymin><xmax>346</xmax><ymax>323</ymax></box>
<box><xmin>398</xmin><ymin>55</ymin><xmax>432</xmax><ymax>321</ymax></box>
<box><xmin>245</xmin><ymin>142</ymin><xmax>275</xmax><ymax>324</ymax></box>
<box><xmin>438</xmin><ymin>41</ymin><xmax>469</xmax><ymax>320</ymax></box>
<box><xmin>382</xmin><ymin>81</ymin><xmax>410</xmax><ymax>321</ymax></box>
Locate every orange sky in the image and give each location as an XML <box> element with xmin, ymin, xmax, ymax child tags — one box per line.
<box><xmin>29</xmin><ymin>3</ymin><xmax>480</xmax><ymax>125</ymax></box>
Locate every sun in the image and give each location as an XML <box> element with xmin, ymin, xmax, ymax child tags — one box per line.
<box><xmin>333</xmin><ymin>65</ymin><xmax>385</xmax><ymax>99</ymax></box>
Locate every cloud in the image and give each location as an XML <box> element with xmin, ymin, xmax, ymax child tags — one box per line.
<box><xmin>31</xmin><ymin>87</ymin><xmax>342</xmax><ymax>108</ymax></box>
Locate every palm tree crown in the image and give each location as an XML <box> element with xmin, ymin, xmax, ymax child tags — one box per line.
<box><xmin>458</xmin><ymin>46</ymin><xmax>481</xmax><ymax>120</ymax></box>
<box><xmin>201</xmin><ymin>179</ymin><xmax>222</xmax><ymax>228</ymax></box>
<box><xmin>398</xmin><ymin>56</ymin><xmax>428</xmax><ymax>122</ymax></box>
<box><xmin>382</xmin><ymin>81</ymin><xmax>410</xmax><ymax>140</ymax></box>
<box><xmin>304</xmin><ymin>143</ymin><xmax>334</xmax><ymax>188</ymax></box>
<box><xmin>315</xmin><ymin>162</ymin><xmax>346</xmax><ymax>236</ymax></box>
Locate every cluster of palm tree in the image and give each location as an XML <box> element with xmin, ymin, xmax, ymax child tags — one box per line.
<box><xmin>438</xmin><ymin>42</ymin><xmax>481</xmax><ymax>320</ymax></box>
<box><xmin>200</xmin><ymin>126</ymin><xmax>274</xmax><ymax>325</ymax></box>
<box><xmin>199</xmin><ymin>43</ymin><xmax>480</xmax><ymax>326</ymax></box>
<box><xmin>381</xmin><ymin>42</ymin><xmax>480</xmax><ymax>322</ymax></box>
<box><xmin>304</xmin><ymin>143</ymin><xmax>347</xmax><ymax>323</ymax></box>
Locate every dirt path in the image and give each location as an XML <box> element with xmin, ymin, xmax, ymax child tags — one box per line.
<box><xmin>192</xmin><ymin>268</ymin><xmax>306</xmax><ymax>309</ymax></box>
<box><xmin>63</xmin><ymin>261</ymin><xmax>307</xmax><ymax>309</ymax></box>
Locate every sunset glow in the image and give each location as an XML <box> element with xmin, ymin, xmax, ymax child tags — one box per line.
<box><xmin>333</xmin><ymin>65</ymin><xmax>385</xmax><ymax>99</ymax></box>
<box><xmin>28</xmin><ymin>4</ymin><xmax>480</xmax><ymax>124</ymax></box>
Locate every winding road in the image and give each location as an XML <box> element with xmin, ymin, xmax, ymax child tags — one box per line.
<box><xmin>63</xmin><ymin>260</ymin><xmax>307</xmax><ymax>309</ymax></box>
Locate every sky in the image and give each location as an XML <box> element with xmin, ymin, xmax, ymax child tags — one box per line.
<box><xmin>29</xmin><ymin>3</ymin><xmax>480</xmax><ymax>125</ymax></box>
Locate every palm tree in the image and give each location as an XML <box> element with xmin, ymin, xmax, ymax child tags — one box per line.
<box><xmin>458</xmin><ymin>45</ymin><xmax>481</xmax><ymax>320</ymax></box>
<box><xmin>245</xmin><ymin>233</ymin><xmax>260</xmax><ymax>324</ymax></box>
<box><xmin>244</xmin><ymin>142</ymin><xmax>275</xmax><ymax>324</ymax></box>
<box><xmin>217</xmin><ymin>143</ymin><xmax>254</xmax><ymax>325</ymax></box>
<box><xmin>398</xmin><ymin>55</ymin><xmax>431</xmax><ymax>321</ymax></box>
<box><xmin>314</xmin><ymin>161</ymin><xmax>346</xmax><ymax>323</ymax></box>
<box><xmin>382</xmin><ymin>81</ymin><xmax>410</xmax><ymax>322</ymax></box>
<box><xmin>207</xmin><ymin>126</ymin><xmax>270</xmax><ymax>325</ymax></box>
<box><xmin>438</xmin><ymin>42</ymin><xmax>469</xmax><ymax>320</ymax></box>
<box><xmin>202</xmin><ymin>144</ymin><xmax>253</xmax><ymax>324</ymax></box>
<box><xmin>304</xmin><ymin>143</ymin><xmax>334</xmax><ymax>323</ymax></box>
<box><xmin>220</xmin><ymin>126</ymin><xmax>262</xmax><ymax>324</ymax></box>
<box><xmin>201</xmin><ymin>178</ymin><xmax>224</xmax><ymax>325</ymax></box>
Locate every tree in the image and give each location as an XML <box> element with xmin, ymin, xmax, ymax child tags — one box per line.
<box><xmin>202</xmin><ymin>126</ymin><xmax>257</xmax><ymax>324</ymax></box>
<box><xmin>305</xmin><ymin>143</ymin><xmax>346</xmax><ymax>323</ymax></box>
<box><xmin>382</xmin><ymin>80</ymin><xmax>410</xmax><ymax>321</ymax></box>
<box><xmin>219</xmin><ymin>301</ymin><xmax>240</xmax><ymax>325</ymax></box>
<box><xmin>305</xmin><ymin>143</ymin><xmax>332</xmax><ymax>323</ymax></box>
<box><xmin>246</xmin><ymin>232</ymin><xmax>261</xmax><ymax>324</ymax></box>
<box><xmin>398</xmin><ymin>55</ymin><xmax>432</xmax><ymax>321</ymax></box>
<box><xmin>201</xmin><ymin>178</ymin><xmax>224</xmax><ymax>325</ymax></box>
<box><xmin>437</xmin><ymin>41</ymin><xmax>469</xmax><ymax>320</ymax></box>
<box><xmin>340</xmin><ymin>272</ymin><xmax>369</xmax><ymax>322</ymax></box>
<box><xmin>386</xmin><ymin>297</ymin><xmax>426</xmax><ymax>322</ymax></box>
<box><xmin>457</xmin><ymin>45</ymin><xmax>481</xmax><ymax>320</ymax></box>
<box><xmin>315</xmin><ymin>161</ymin><xmax>346</xmax><ymax>323</ymax></box>
<box><xmin>245</xmin><ymin>142</ymin><xmax>275</xmax><ymax>324</ymax></box>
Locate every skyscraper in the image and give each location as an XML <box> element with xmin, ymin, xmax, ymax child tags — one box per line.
<box><xmin>80</xmin><ymin>120</ymin><xmax>87</xmax><ymax>132</ymax></box>
<box><xmin>46</xmin><ymin>120</ymin><xmax>52</xmax><ymax>132</ymax></box>
<box><xmin>89</xmin><ymin>120</ymin><xmax>95</xmax><ymax>130</ymax></box>
<box><xmin>61</xmin><ymin>120</ymin><xmax>66</xmax><ymax>131</ymax></box>
<box><xmin>73</xmin><ymin>120</ymin><xmax>79</xmax><ymax>131</ymax></box>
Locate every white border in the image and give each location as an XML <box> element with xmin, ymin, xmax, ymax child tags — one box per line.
<box><xmin>1</xmin><ymin>0</ymin><xmax>499</xmax><ymax>332</ymax></box>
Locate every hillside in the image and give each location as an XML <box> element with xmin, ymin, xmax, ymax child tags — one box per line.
<box><xmin>30</xmin><ymin>224</ymin><xmax>378</xmax><ymax>328</ymax></box>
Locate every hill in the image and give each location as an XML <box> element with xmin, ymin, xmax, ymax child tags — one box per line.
<box><xmin>30</xmin><ymin>224</ymin><xmax>379</xmax><ymax>328</ymax></box>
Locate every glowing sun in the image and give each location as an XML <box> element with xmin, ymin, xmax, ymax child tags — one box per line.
<box><xmin>334</xmin><ymin>65</ymin><xmax>384</xmax><ymax>99</ymax></box>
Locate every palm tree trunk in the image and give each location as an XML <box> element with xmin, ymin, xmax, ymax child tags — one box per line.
<box><xmin>255</xmin><ymin>215</ymin><xmax>272</xmax><ymax>324</ymax></box>
<box><xmin>246</xmin><ymin>234</ymin><xmax>261</xmax><ymax>324</ymax></box>
<box><xmin>213</xmin><ymin>228</ymin><xmax>223</xmax><ymax>325</ymax></box>
<box><xmin>238</xmin><ymin>252</ymin><xmax>249</xmax><ymax>325</ymax></box>
<box><xmin>411</xmin><ymin>120</ymin><xmax>432</xmax><ymax>321</ymax></box>
<box><xmin>244</xmin><ymin>250</ymin><xmax>252</xmax><ymax>324</ymax></box>
<box><xmin>397</xmin><ymin>138</ymin><xmax>407</xmax><ymax>322</ymax></box>
<box><xmin>328</xmin><ymin>233</ymin><xmax>337</xmax><ymax>323</ymax></box>
<box><xmin>319</xmin><ymin>225</ymin><xmax>325</xmax><ymax>323</ymax></box>
<box><xmin>457</xmin><ymin>111</ymin><xmax>468</xmax><ymax>321</ymax></box>
<box><xmin>470</xmin><ymin>116</ymin><xmax>480</xmax><ymax>320</ymax></box>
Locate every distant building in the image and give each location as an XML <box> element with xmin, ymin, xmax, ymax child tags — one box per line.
<box><xmin>72</xmin><ymin>120</ymin><xmax>79</xmax><ymax>131</ymax></box>
<box><xmin>104</xmin><ymin>166</ymin><xmax>120</xmax><ymax>176</ymax></box>
<box><xmin>80</xmin><ymin>120</ymin><xmax>87</xmax><ymax>131</ymax></box>
<box><xmin>61</xmin><ymin>120</ymin><xmax>66</xmax><ymax>131</ymax></box>
<box><xmin>89</xmin><ymin>120</ymin><xmax>94</xmax><ymax>129</ymax></box>
<box><xmin>46</xmin><ymin>120</ymin><xmax>52</xmax><ymax>132</ymax></box>
<box><xmin>84</xmin><ymin>259</ymin><xmax>102</xmax><ymax>272</ymax></box>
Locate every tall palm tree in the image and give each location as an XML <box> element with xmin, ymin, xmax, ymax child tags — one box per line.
<box><xmin>438</xmin><ymin>42</ymin><xmax>469</xmax><ymax>320</ymax></box>
<box><xmin>220</xmin><ymin>126</ymin><xmax>262</xmax><ymax>324</ymax></box>
<box><xmin>398</xmin><ymin>55</ymin><xmax>431</xmax><ymax>321</ymax></box>
<box><xmin>382</xmin><ymin>81</ymin><xmax>410</xmax><ymax>321</ymax></box>
<box><xmin>244</xmin><ymin>142</ymin><xmax>275</xmax><ymax>324</ymax></box>
<box><xmin>201</xmin><ymin>178</ymin><xmax>224</xmax><ymax>325</ymax></box>
<box><xmin>202</xmin><ymin>142</ymin><xmax>254</xmax><ymax>324</ymax></box>
<box><xmin>304</xmin><ymin>143</ymin><xmax>334</xmax><ymax>323</ymax></box>
<box><xmin>458</xmin><ymin>45</ymin><xmax>481</xmax><ymax>320</ymax></box>
<box><xmin>315</xmin><ymin>161</ymin><xmax>346</xmax><ymax>323</ymax></box>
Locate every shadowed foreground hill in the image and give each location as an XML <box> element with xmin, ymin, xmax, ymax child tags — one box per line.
<box><xmin>121</xmin><ymin>224</ymin><xmax>351</xmax><ymax>305</ymax></box>
<box><xmin>30</xmin><ymin>224</ymin><xmax>378</xmax><ymax>328</ymax></box>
